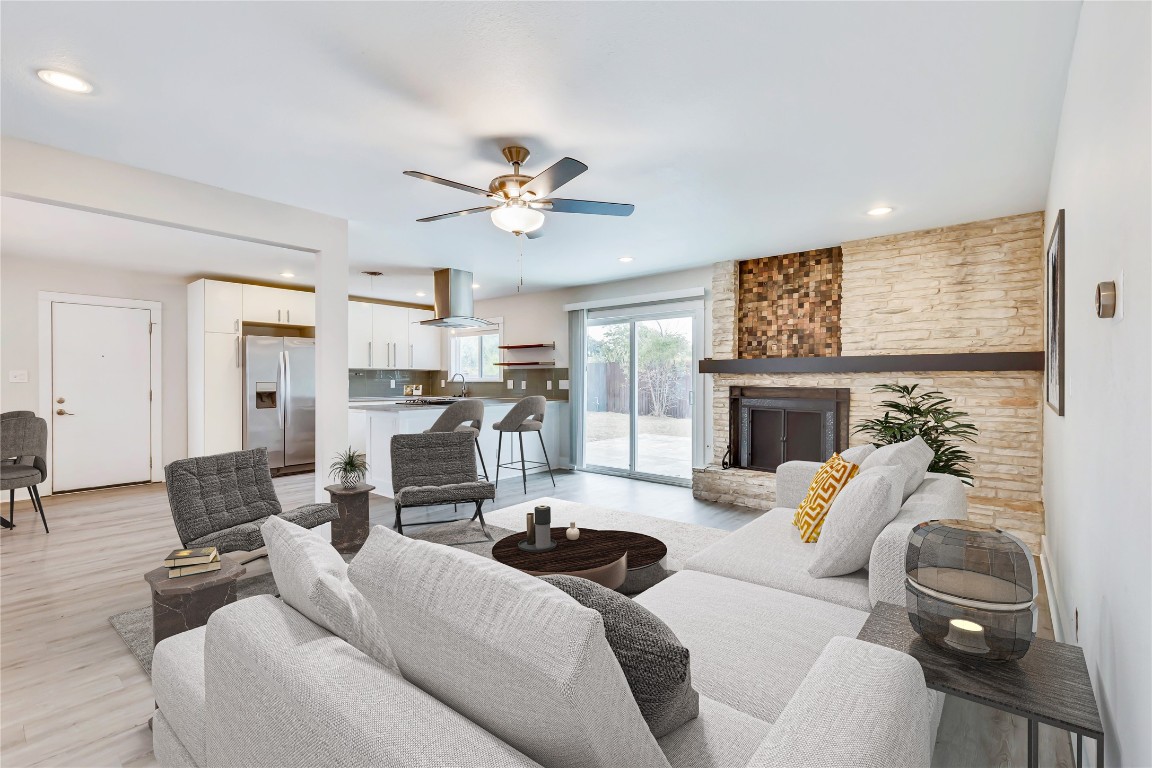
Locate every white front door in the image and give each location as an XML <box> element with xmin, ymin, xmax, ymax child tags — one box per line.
<box><xmin>51</xmin><ymin>302</ymin><xmax>153</xmax><ymax>491</ymax></box>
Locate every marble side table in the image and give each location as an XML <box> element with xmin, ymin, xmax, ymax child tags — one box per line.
<box><xmin>326</xmin><ymin>483</ymin><xmax>375</xmax><ymax>554</ymax></box>
<box><xmin>144</xmin><ymin>558</ymin><xmax>245</xmax><ymax>647</ymax></box>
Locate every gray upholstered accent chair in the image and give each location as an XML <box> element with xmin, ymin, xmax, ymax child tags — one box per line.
<box><xmin>1</xmin><ymin>415</ymin><xmax>49</xmax><ymax>532</ymax></box>
<box><xmin>1</xmin><ymin>411</ymin><xmax>36</xmax><ymax>420</ymax></box>
<box><xmin>492</xmin><ymin>395</ymin><xmax>555</xmax><ymax>493</ymax></box>
<box><xmin>164</xmin><ymin>447</ymin><xmax>339</xmax><ymax>553</ymax></box>
<box><xmin>424</xmin><ymin>398</ymin><xmax>488</xmax><ymax>480</ymax></box>
<box><xmin>390</xmin><ymin>431</ymin><xmax>495</xmax><ymax>539</ymax></box>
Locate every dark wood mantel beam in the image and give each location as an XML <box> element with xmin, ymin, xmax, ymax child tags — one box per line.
<box><xmin>699</xmin><ymin>352</ymin><xmax>1045</xmax><ymax>375</ymax></box>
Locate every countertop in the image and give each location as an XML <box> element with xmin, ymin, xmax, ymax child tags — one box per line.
<box><xmin>349</xmin><ymin>397</ymin><xmax>567</xmax><ymax>412</ymax></box>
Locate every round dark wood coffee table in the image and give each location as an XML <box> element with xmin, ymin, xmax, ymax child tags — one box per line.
<box><xmin>491</xmin><ymin>528</ymin><xmax>667</xmax><ymax>591</ymax></box>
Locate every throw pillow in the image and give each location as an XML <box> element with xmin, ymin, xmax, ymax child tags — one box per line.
<box><xmin>808</xmin><ymin>465</ymin><xmax>905</xmax><ymax>578</ymax></box>
<box><xmin>859</xmin><ymin>435</ymin><xmax>935</xmax><ymax>502</ymax></box>
<box><xmin>839</xmin><ymin>443</ymin><xmax>877</xmax><ymax>466</ymax></box>
<box><xmin>793</xmin><ymin>454</ymin><xmax>860</xmax><ymax>543</ymax></box>
<box><xmin>262</xmin><ymin>516</ymin><xmax>398</xmax><ymax>673</ymax></box>
<box><xmin>541</xmin><ymin>575</ymin><xmax>699</xmax><ymax>739</ymax></box>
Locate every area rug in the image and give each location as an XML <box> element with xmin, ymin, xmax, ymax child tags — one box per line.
<box><xmin>109</xmin><ymin>500</ymin><xmax>727</xmax><ymax>676</ymax></box>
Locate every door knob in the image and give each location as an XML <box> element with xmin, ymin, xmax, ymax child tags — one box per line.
<box><xmin>56</xmin><ymin>409</ymin><xmax>75</xmax><ymax>416</ymax></box>
<box><xmin>56</xmin><ymin>397</ymin><xmax>65</xmax><ymax>404</ymax></box>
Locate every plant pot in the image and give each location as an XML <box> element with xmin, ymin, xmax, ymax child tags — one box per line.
<box><xmin>340</xmin><ymin>476</ymin><xmax>361</xmax><ymax>490</ymax></box>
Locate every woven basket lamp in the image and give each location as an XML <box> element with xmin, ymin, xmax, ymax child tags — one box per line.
<box><xmin>905</xmin><ymin>519</ymin><xmax>1037</xmax><ymax>662</ymax></box>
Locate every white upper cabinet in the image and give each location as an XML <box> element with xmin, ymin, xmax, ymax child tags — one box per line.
<box><xmin>348</xmin><ymin>301</ymin><xmax>373</xmax><ymax>368</ymax></box>
<box><xmin>371</xmin><ymin>304</ymin><xmax>410</xmax><ymax>369</ymax></box>
<box><xmin>407</xmin><ymin>309</ymin><xmax>443</xmax><ymax>370</ymax></box>
<box><xmin>242</xmin><ymin>284</ymin><xmax>315</xmax><ymax>326</ymax></box>
<box><xmin>203</xmin><ymin>280</ymin><xmax>243</xmax><ymax>333</ymax></box>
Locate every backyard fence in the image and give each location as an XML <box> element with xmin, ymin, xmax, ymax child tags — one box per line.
<box><xmin>585</xmin><ymin>362</ymin><xmax>691</xmax><ymax>419</ymax></box>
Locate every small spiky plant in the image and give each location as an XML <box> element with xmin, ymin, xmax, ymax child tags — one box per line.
<box><xmin>853</xmin><ymin>383</ymin><xmax>978</xmax><ymax>485</ymax></box>
<box><xmin>329</xmin><ymin>447</ymin><xmax>369</xmax><ymax>489</ymax></box>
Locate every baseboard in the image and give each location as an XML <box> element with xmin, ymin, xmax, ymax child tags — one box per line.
<box><xmin>1039</xmin><ymin>534</ymin><xmax>1066</xmax><ymax>644</ymax></box>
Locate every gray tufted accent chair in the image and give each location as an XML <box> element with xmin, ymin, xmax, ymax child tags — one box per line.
<box><xmin>164</xmin><ymin>447</ymin><xmax>339</xmax><ymax>553</ymax></box>
<box><xmin>390</xmin><ymin>431</ymin><xmax>495</xmax><ymax>539</ymax></box>
<box><xmin>424</xmin><ymin>398</ymin><xmax>488</xmax><ymax>480</ymax></box>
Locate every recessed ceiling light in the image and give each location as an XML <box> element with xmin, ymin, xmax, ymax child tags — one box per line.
<box><xmin>280</xmin><ymin>272</ymin><xmax>295</xmax><ymax>278</ymax></box>
<box><xmin>36</xmin><ymin>69</ymin><xmax>93</xmax><ymax>94</ymax></box>
<box><xmin>415</xmin><ymin>291</ymin><xmax>427</xmax><ymax>297</ymax></box>
<box><xmin>618</xmin><ymin>256</ymin><xmax>634</xmax><ymax>263</ymax></box>
<box><xmin>472</xmin><ymin>283</ymin><xmax>480</xmax><ymax>289</ymax></box>
<box><xmin>867</xmin><ymin>206</ymin><xmax>894</xmax><ymax>216</ymax></box>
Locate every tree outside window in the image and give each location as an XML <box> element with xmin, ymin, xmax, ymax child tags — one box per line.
<box><xmin>452</xmin><ymin>330</ymin><xmax>501</xmax><ymax>381</ymax></box>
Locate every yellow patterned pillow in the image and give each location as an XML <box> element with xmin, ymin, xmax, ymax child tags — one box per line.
<box><xmin>793</xmin><ymin>454</ymin><xmax>860</xmax><ymax>543</ymax></box>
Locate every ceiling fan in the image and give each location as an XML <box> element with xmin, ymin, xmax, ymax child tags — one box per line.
<box><xmin>403</xmin><ymin>146</ymin><xmax>634</xmax><ymax>238</ymax></box>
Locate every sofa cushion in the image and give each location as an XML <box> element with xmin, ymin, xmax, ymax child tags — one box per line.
<box><xmin>348</xmin><ymin>526</ymin><xmax>671</xmax><ymax>768</ymax></box>
<box><xmin>838</xmin><ymin>443</ymin><xmax>877</xmax><ymax>465</ymax></box>
<box><xmin>152</xmin><ymin>626</ymin><xmax>208</xmax><ymax>766</ymax></box>
<box><xmin>635</xmin><ymin>570</ymin><xmax>868</xmax><ymax>723</ymax></box>
<box><xmin>809</xmin><ymin>466</ymin><xmax>905</xmax><ymax>578</ymax></box>
<box><xmin>542</xmin><ymin>575</ymin><xmax>699</xmax><ymax>738</ymax></box>
<box><xmin>745</xmin><ymin>637</ymin><xmax>935</xmax><ymax>768</ymax></box>
<box><xmin>263</xmin><ymin>516</ymin><xmax>398</xmax><ymax>672</ymax></box>
<box><xmin>658</xmin><ymin>695</ymin><xmax>771</xmax><ymax>768</ymax></box>
<box><xmin>684</xmin><ymin>508</ymin><xmax>871</xmax><ymax>611</ymax></box>
<box><xmin>859</xmin><ymin>435</ymin><xmax>934</xmax><ymax>502</ymax></box>
<box><xmin>793</xmin><ymin>454</ymin><xmax>860</xmax><ymax>542</ymax></box>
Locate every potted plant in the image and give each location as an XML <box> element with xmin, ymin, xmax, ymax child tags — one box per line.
<box><xmin>853</xmin><ymin>383</ymin><xmax>978</xmax><ymax>485</ymax></box>
<box><xmin>329</xmin><ymin>447</ymin><xmax>369</xmax><ymax>489</ymax></box>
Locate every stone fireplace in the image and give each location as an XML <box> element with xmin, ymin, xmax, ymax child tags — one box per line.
<box><xmin>727</xmin><ymin>386</ymin><xmax>849</xmax><ymax>471</ymax></box>
<box><xmin>693</xmin><ymin>212</ymin><xmax>1048</xmax><ymax>551</ymax></box>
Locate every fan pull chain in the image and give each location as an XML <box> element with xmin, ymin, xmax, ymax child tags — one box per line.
<box><xmin>517</xmin><ymin>236</ymin><xmax>524</xmax><ymax>293</ymax></box>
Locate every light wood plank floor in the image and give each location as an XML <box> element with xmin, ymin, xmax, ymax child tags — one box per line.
<box><xmin>1</xmin><ymin>471</ymin><xmax>1071</xmax><ymax>767</ymax></box>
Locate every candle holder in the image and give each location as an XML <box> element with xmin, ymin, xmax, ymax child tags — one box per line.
<box><xmin>905</xmin><ymin>519</ymin><xmax>1037</xmax><ymax>662</ymax></box>
<box><xmin>518</xmin><ymin>505</ymin><xmax>556</xmax><ymax>552</ymax></box>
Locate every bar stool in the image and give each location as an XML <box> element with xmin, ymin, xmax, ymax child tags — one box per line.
<box><xmin>492</xmin><ymin>395</ymin><xmax>555</xmax><ymax>494</ymax></box>
<box><xmin>425</xmin><ymin>398</ymin><xmax>488</xmax><ymax>480</ymax></box>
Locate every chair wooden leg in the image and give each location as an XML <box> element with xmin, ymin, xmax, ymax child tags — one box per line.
<box><xmin>518</xmin><ymin>432</ymin><xmax>527</xmax><ymax>494</ymax></box>
<box><xmin>30</xmin><ymin>485</ymin><xmax>48</xmax><ymax>533</ymax></box>
<box><xmin>394</xmin><ymin>502</ymin><xmax>404</xmax><ymax>536</ymax></box>
<box><xmin>494</xmin><ymin>432</ymin><xmax>503</xmax><ymax>489</ymax></box>
<box><xmin>475</xmin><ymin>438</ymin><xmax>489</xmax><ymax>481</ymax></box>
<box><xmin>537</xmin><ymin>431</ymin><xmax>556</xmax><ymax>487</ymax></box>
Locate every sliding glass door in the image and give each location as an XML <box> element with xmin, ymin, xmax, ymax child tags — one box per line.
<box><xmin>581</xmin><ymin>306</ymin><xmax>700</xmax><ymax>484</ymax></box>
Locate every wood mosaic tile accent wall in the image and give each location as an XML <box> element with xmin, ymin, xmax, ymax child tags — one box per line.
<box><xmin>738</xmin><ymin>247</ymin><xmax>842</xmax><ymax>358</ymax></box>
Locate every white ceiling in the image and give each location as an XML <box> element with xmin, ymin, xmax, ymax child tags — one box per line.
<box><xmin>1</xmin><ymin>2</ymin><xmax>1080</xmax><ymax>298</ymax></box>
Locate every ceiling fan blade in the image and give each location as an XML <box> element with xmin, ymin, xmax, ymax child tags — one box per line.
<box><xmin>416</xmin><ymin>206</ymin><xmax>496</xmax><ymax>223</ymax></box>
<box><xmin>403</xmin><ymin>171</ymin><xmax>492</xmax><ymax>198</ymax></box>
<box><xmin>525</xmin><ymin>228</ymin><xmax>545</xmax><ymax>240</ymax></box>
<box><xmin>520</xmin><ymin>157</ymin><xmax>588</xmax><ymax>199</ymax></box>
<box><xmin>543</xmin><ymin>199</ymin><xmax>635</xmax><ymax>216</ymax></box>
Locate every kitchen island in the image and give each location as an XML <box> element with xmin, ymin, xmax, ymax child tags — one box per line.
<box><xmin>348</xmin><ymin>398</ymin><xmax>570</xmax><ymax>497</ymax></box>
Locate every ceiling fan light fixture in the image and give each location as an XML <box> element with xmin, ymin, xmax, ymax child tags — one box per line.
<box><xmin>490</xmin><ymin>202</ymin><xmax>545</xmax><ymax>234</ymax></box>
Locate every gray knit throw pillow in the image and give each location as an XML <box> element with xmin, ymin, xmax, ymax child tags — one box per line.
<box><xmin>541</xmin><ymin>575</ymin><xmax>699</xmax><ymax>738</ymax></box>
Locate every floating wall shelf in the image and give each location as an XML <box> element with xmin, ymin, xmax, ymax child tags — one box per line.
<box><xmin>494</xmin><ymin>361</ymin><xmax>555</xmax><ymax>367</ymax></box>
<box><xmin>498</xmin><ymin>342</ymin><xmax>556</xmax><ymax>350</ymax></box>
<box><xmin>498</xmin><ymin>341</ymin><xmax>556</xmax><ymax>367</ymax></box>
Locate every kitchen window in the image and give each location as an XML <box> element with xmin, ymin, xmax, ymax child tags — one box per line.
<box><xmin>450</xmin><ymin>325</ymin><xmax>502</xmax><ymax>382</ymax></box>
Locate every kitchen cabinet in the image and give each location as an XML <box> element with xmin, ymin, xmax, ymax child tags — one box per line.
<box><xmin>202</xmin><ymin>280</ymin><xmax>243</xmax><ymax>334</ymax></box>
<box><xmin>407</xmin><ymin>309</ymin><xmax>442</xmax><ymax>370</ymax></box>
<box><xmin>371</xmin><ymin>304</ymin><xmax>410</xmax><ymax>369</ymax></box>
<box><xmin>348</xmin><ymin>301</ymin><xmax>374</xmax><ymax>368</ymax></box>
<box><xmin>202</xmin><ymin>332</ymin><xmax>243</xmax><ymax>454</ymax></box>
<box><xmin>242</xmin><ymin>284</ymin><xmax>315</xmax><ymax>326</ymax></box>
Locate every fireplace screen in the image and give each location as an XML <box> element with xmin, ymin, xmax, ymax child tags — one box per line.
<box><xmin>729</xmin><ymin>387</ymin><xmax>848</xmax><ymax>472</ymax></box>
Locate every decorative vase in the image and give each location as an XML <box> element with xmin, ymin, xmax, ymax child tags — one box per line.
<box><xmin>566</xmin><ymin>522</ymin><xmax>580</xmax><ymax>541</ymax></box>
<box><xmin>525</xmin><ymin>512</ymin><xmax>536</xmax><ymax>545</ymax></box>
<box><xmin>905</xmin><ymin>519</ymin><xmax>1037</xmax><ymax>662</ymax></box>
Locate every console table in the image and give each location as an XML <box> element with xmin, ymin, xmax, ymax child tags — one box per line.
<box><xmin>858</xmin><ymin>601</ymin><xmax>1104</xmax><ymax>768</ymax></box>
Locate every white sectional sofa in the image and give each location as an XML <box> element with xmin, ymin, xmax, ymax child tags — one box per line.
<box><xmin>152</xmin><ymin>460</ymin><xmax>966</xmax><ymax>768</ymax></box>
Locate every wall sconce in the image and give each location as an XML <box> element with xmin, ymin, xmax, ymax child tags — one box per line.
<box><xmin>1095</xmin><ymin>282</ymin><xmax>1117</xmax><ymax>318</ymax></box>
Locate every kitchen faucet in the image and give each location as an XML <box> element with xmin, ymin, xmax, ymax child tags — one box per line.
<box><xmin>450</xmin><ymin>373</ymin><xmax>468</xmax><ymax>397</ymax></box>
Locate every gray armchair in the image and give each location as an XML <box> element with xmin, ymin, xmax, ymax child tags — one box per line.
<box><xmin>391</xmin><ymin>431</ymin><xmax>496</xmax><ymax>539</ymax></box>
<box><xmin>424</xmin><ymin>398</ymin><xmax>488</xmax><ymax>480</ymax></box>
<box><xmin>164</xmin><ymin>447</ymin><xmax>339</xmax><ymax>553</ymax></box>
<box><xmin>0</xmin><ymin>415</ymin><xmax>49</xmax><ymax>532</ymax></box>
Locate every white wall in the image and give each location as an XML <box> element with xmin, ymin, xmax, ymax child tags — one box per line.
<box><xmin>470</xmin><ymin>266</ymin><xmax>714</xmax><ymax>367</ymax></box>
<box><xmin>1042</xmin><ymin>3</ymin><xmax>1151</xmax><ymax>766</ymax></box>
<box><xmin>0</xmin><ymin>255</ymin><xmax>190</xmax><ymax>467</ymax></box>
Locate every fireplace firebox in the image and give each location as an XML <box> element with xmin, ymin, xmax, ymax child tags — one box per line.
<box><xmin>728</xmin><ymin>387</ymin><xmax>849</xmax><ymax>472</ymax></box>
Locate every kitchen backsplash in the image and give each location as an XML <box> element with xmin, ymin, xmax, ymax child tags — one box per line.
<box><xmin>349</xmin><ymin>368</ymin><xmax>570</xmax><ymax>400</ymax></box>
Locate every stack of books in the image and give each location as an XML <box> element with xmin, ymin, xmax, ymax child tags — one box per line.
<box><xmin>163</xmin><ymin>546</ymin><xmax>221</xmax><ymax>578</ymax></box>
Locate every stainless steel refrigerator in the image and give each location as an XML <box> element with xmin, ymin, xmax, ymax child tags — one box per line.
<box><xmin>244</xmin><ymin>336</ymin><xmax>316</xmax><ymax>471</ymax></box>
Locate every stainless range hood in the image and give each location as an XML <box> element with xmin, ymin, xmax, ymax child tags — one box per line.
<box><xmin>419</xmin><ymin>268</ymin><xmax>492</xmax><ymax>329</ymax></box>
